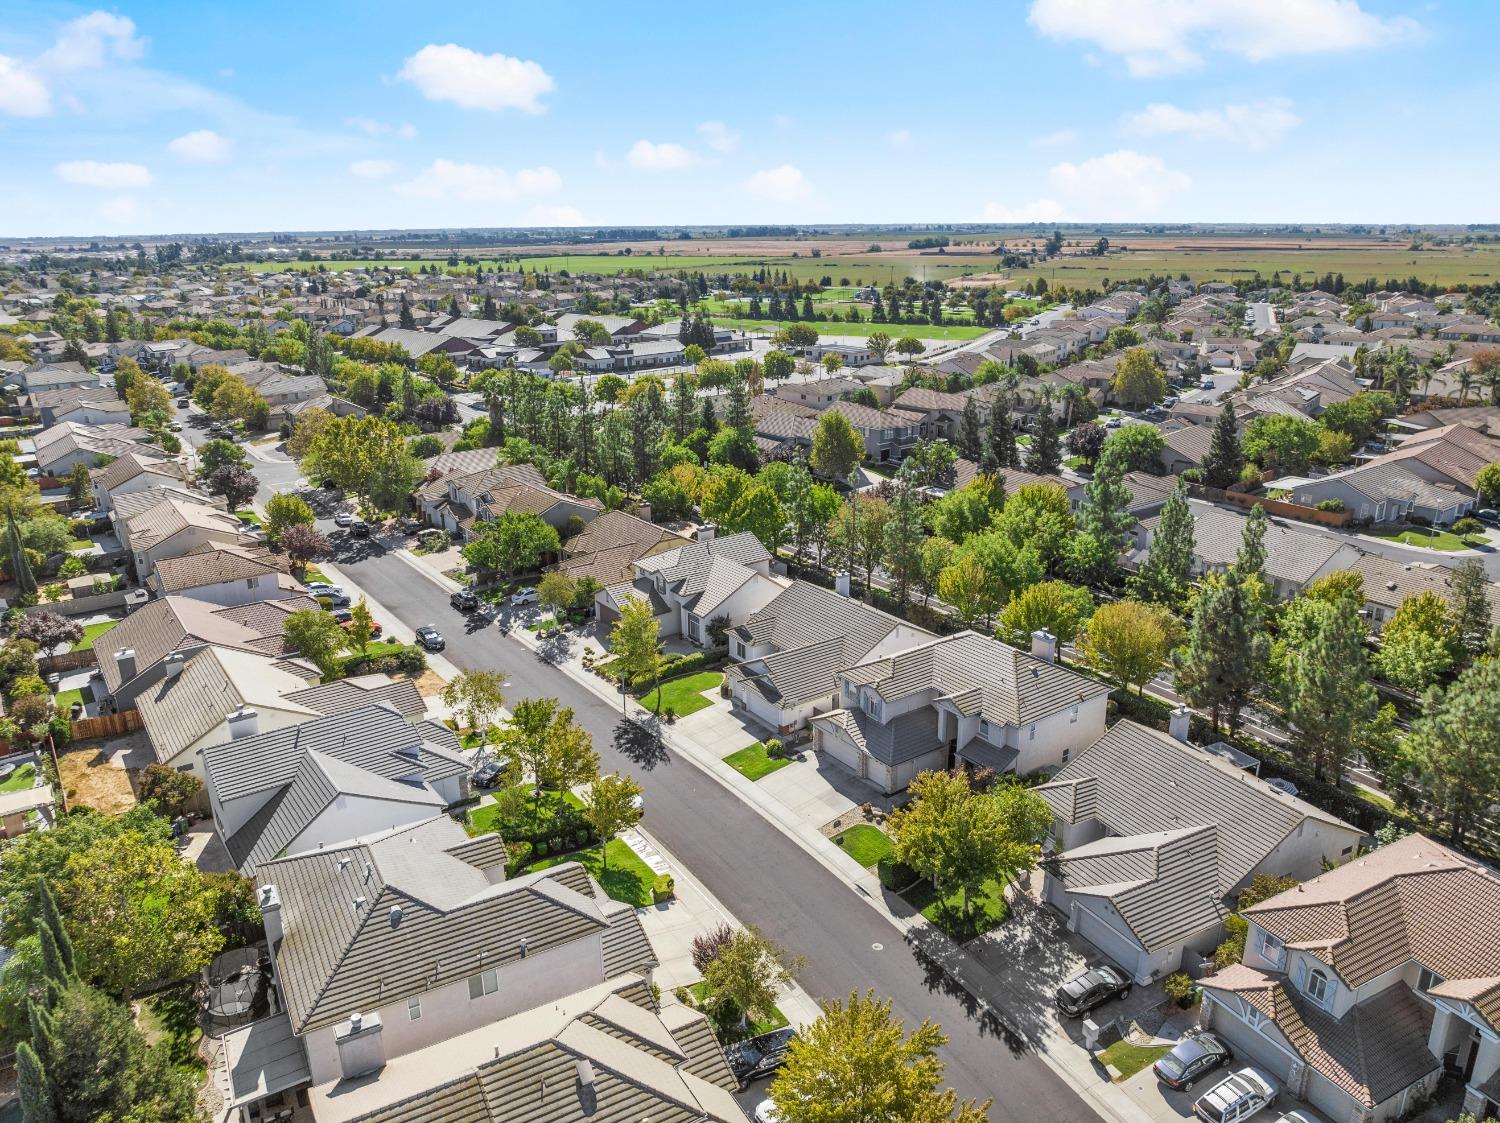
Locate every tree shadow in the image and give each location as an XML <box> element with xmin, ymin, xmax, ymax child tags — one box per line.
<box><xmin>613</xmin><ymin>717</ymin><xmax>670</xmax><ymax>771</ymax></box>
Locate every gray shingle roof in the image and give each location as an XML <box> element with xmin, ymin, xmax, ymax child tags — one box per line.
<box><xmin>817</xmin><ymin>706</ymin><xmax>939</xmax><ymax>767</ymax></box>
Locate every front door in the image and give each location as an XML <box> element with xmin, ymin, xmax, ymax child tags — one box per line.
<box><xmin>1463</xmin><ymin>1031</ymin><xmax>1481</xmax><ymax>1081</ymax></box>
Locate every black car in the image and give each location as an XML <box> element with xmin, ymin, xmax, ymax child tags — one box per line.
<box><xmin>1054</xmin><ymin>965</ymin><xmax>1132</xmax><ymax>1017</ymax></box>
<box><xmin>415</xmin><ymin>625</ymin><xmax>445</xmax><ymax>651</ymax></box>
<box><xmin>472</xmin><ymin>759</ymin><xmax>506</xmax><ymax>788</ymax></box>
<box><xmin>350</xmin><ymin>519</ymin><xmax>370</xmax><ymax>538</ymax></box>
<box><xmin>450</xmin><ymin>589</ymin><xmax>478</xmax><ymax>612</ymax></box>
<box><xmin>1154</xmin><ymin>1030</ymin><xmax>1232</xmax><ymax>1091</ymax></box>
<box><xmin>725</xmin><ymin>1027</ymin><xmax>797</xmax><ymax>1089</ymax></box>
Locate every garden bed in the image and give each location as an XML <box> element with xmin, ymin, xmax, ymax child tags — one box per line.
<box><xmin>685</xmin><ymin>980</ymin><xmax>789</xmax><ymax>1044</ymax></box>
<box><xmin>464</xmin><ymin>785</ymin><xmax>584</xmax><ymax>840</ymax></box>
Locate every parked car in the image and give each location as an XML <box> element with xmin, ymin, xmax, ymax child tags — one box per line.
<box><xmin>1104</xmin><ymin>416</ymin><xmax>1122</xmax><ymax>428</ymax></box>
<box><xmin>415</xmin><ymin>625</ymin><xmax>445</xmax><ymax>651</ymax></box>
<box><xmin>399</xmin><ymin>517</ymin><xmax>425</xmax><ymax>534</ymax></box>
<box><xmin>1269</xmin><ymin>1112</ymin><xmax>1325</xmax><ymax>1123</ymax></box>
<box><xmin>511</xmin><ymin>586</ymin><xmax>539</xmax><ymax>605</ymax></box>
<box><xmin>329</xmin><ymin>607</ymin><xmax>353</xmax><ymax>623</ymax></box>
<box><xmin>753</xmin><ymin>1100</ymin><xmax>782</xmax><ymax>1123</ymax></box>
<box><xmin>350</xmin><ymin>518</ymin><xmax>369</xmax><ymax>538</ymax></box>
<box><xmin>1054</xmin><ymin>965</ymin><xmax>1132</xmax><ymax>1017</ymax></box>
<box><xmin>1476</xmin><ymin>508</ymin><xmax>1499</xmax><ymax>527</ymax></box>
<box><xmin>1191</xmin><ymin>1068</ymin><xmax>1277</xmax><ymax>1123</ymax></box>
<box><xmin>315</xmin><ymin>592</ymin><xmax>351</xmax><ymax>608</ymax></box>
<box><xmin>305</xmin><ymin>582</ymin><xmax>344</xmax><ymax>599</ymax></box>
<box><xmin>1153</xmin><ymin>1030</ymin><xmax>1233</xmax><ymax>1091</ymax></box>
<box><xmin>450</xmin><ymin>589</ymin><xmax>478</xmax><ymax>612</ymax></box>
<box><xmin>333</xmin><ymin>511</ymin><xmax>354</xmax><ymax>528</ymax></box>
<box><xmin>472</xmin><ymin>759</ymin><xmax>506</xmax><ymax>788</ymax></box>
<box><xmin>726</xmin><ymin>1027</ymin><xmax>797</xmax><ymax>1090</ymax></box>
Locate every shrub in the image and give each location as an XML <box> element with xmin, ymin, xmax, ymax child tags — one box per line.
<box><xmin>876</xmin><ymin>855</ymin><xmax>920</xmax><ymax>892</ymax></box>
<box><xmin>652</xmin><ymin>874</ymin><xmax>675</xmax><ymax>902</ymax></box>
<box><xmin>764</xmin><ymin>737</ymin><xmax>784</xmax><ymax>758</ymax></box>
<box><xmin>1453</xmin><ymin>516</ymin><xmax>1483</xmax><ymax>536</ymax></box>
<box><xmin>673</xmin><ymin>985</ymin><xmax>692</xmax><ymax>1005</ymax></box>
<box><xmin>8</xmin><ymin>675</ymin><xmax>48</xmax><ymax>699</ymax></box>
<box><xmin>58</xmin><ymin>556</ymin><xmax>86</xmax><ymax>579</ymax></box>
<box><xmin>533</xmin><ymin>840</ymin><xmax>549</xmax><ymax>858</ymax></box>
<box><xmin>506</xmin><ymin>840</ymin><xmax>532</xmax><ymax>868</ymax></box>
<box><xmin>1164</xmin><ymin>972</ymin><xmax>1196</xmax><ymax>1007</ymax></box>
<box><xmin>68</xmin><ymin>519</ymin><xmax>92</xmax><ymax>537</ymax></box>
<box><xmin>691</xmin><ymin>924</ymin><xmax>734</xmax><ymax>973</ymax></box>
<box><xmin>1314</xmin><ymin>498</ymin><xmax>1345</xmax><ymax>512</ymax></box>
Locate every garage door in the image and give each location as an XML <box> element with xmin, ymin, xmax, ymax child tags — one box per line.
<box><xmin>1216</xmin><ymin>1015</ymin><xmax>1297</xmax><ymax>1086</ymax></box>
<box><xmin>1073</xmin><ymin>903</ymin><xmax>1144</xmax><ymax>979</ymax></box>
<box><xmin>817</xmin><ymin>727</ymin><xmax>863</xmax><ymax>775</ymax></box>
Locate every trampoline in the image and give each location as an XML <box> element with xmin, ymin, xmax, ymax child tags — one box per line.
<box><xmin>203</xmin><ymin>945</ymin><xmax>273</xmax><ymax>1032</ymax></box>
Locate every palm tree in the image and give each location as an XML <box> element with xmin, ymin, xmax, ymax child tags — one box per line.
<box><xmin>1456</xmin><ymin>367</ymin><xmax>1476</xmax><ymax>404</ymax></box>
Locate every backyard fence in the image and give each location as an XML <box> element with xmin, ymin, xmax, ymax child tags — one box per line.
<box><xmin>70</xmin><ymin>709</ymin><xmax>142</xmax><ymax>741</ymax></box>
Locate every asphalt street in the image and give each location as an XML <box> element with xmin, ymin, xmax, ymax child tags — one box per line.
<box><xmin>333</xmin><ymin>542</ymin><xmax>1100</xmax><ymax>1123</ymax></box>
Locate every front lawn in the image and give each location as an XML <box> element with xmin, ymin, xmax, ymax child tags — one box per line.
<box><xmin>1097</xmin><ymin>1039</ymin><xmax>1169</xmax><ymax>1081</ymax></box>
<box><xmin>70</xmin><ymin>618</ymin><xmax>119</xmax><ymax>652</ymax></box>
<box><xmin>832</xmin><ymin>824</ymin><xmax>893</xmax><ymax>868</ymax></box>
<box><xmin>139</xmin><ymin>984</ymin><xmax>206</xmax><ymax>1082</ymax></box>
<box><xmin>466</xmin><ymin>785</ymin><xmax>584</xmax><ymax>839</ymax></box>
<box><xmin>0</xmin><ymin>763</ymin><xmax>35</xmax><ymax>792</ymax></box>
<box><xmin>687</xmin><ymin>980</ymin><xmax>789</xmax><ymax>1043</ymax></box>
<box><xmin>640</xmin><ymin>672</ymin><xmax>723</xmax><ymax>718</ymax></box>
<box><xmin>235</xmin><ymin>509</ymin><xmax>262</xmax><ymax>526</ymax></box>
<box><xmin>722</xmin><ymin>741</ymin><xmax>791</xmax><ymax>782</ymax></box>
<box><xmin>1366</xmin><ymin>525</ymin><xmax>1476</xmax><ymax>551</ymax></box>
<box><xmin>528</xmin><ymin>840</ymin><xmax>656</xmax><ymax>907</ymax></box>
<box><xmin>902</xmin><ymin>875</ymin><xmax>1010</xmax><ymax>943</ymax></box>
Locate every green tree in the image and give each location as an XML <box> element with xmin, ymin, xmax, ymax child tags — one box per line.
<box><xmin>610</xmin><ymin>597</ymin><xmax>662</xmax><ymax>714</ymax></box>
<box><xmin>1242</xmin><ymin>414</ymin><xmax>1322</xmax><ymax>474</ymax></box>
<box><xmin>984</xmin><ymin>395</ymin><xmax>1018</xmax><ymax>470</ymax></box>
<box><xmin>6</xmin><ymin>512</ymin><xmax>35</xmax><ymax>597</ymax></box>
<box><xmin>1202</xmin><ymin>400</ymin><xmax>1244</xmax><ymax>489</ymax></box>
<box><xmin>1375</xmin><ymin>590</ymin><xmax>1457</xmax><ymax>693</ymax></box>
<box><xmin>931</xmin><ymin>478</ymin><xmax>997</xmax><ymax>543</ymax></box>
<box><xmin>702</xmin><ymin>927</ymin><xmax>802</xmax><ymax>1029</ymax></box>
<box><xmin>299</xmin><ymin>414</ymin><xmax>421</xmax><ymax>514</ymax></box>
<box><xmin>810</xmin><ymin>410</ymin><xmax>863</xmax><ymax>480</ymax></box>
<box><xmin>495</xmin><ymin>697</ymin><xmax>598</xmax><ymax>801</ymax></box>
<box><xmin>1023</xmin><ymin>407</ymin><xmax>1061</xmax><ymax>474</ymax></box>
<box><xmin>937</xmin><ymin>555</ymin><xmax>993</xmax><ymax>628</ymax></box>
<box><xmin>1068</xmin><ymin>464</ymin><xmax>1133</xmax><ymax>585</ymax></box>
<box><xmin>957</xmin><ymin>398</ymin><xmax>983</xmax><ymax>461</ymax></box>
<box><xmin>441</xmin><ymin>669</ymin><xmax>506</xmax><ymax>746</ymax></box>
<box><xmin>197</xmin><ymin>437</ymin><xmax>248</xmax><ymax>479</ymax></box>
<box><xmin>1174</xmin><ymin>572</ymin><xmax>1267</xmax><ymax>733</ymax></box>
<box><xmin>916</xmin><ymin>536</ymin><xmax>955</xmax><ymax>608</ymax></box>
<box><xmin>769</xmin><ymin>990</ymin><xmax>990</xmax><ymax>1123</ymax></box>
<box><xmin>1081</xmin><ymin>599</ymin><xmax>1178</xmax><ymax>695</ymax></box>
<box><xmin>1133</xmin><ymin>480</ymin><xmax>1195</xmax><ymax>604</ymax></box>
<box><xmin>882</xmin><ymin>471</ymin><xmax>926</xmax><ymax>604</ymax></box>
<box><xmin>65</xmin><ymin>463</ymin><xmax>90</xmax><ymax>505</ymax></box>
<box><xmin>538</xmin><ymin>571</ymin><xmax>578</xmax><ymax>618</ymax></box>
<box><xmin>1110</xmin><ymin>347</ymin><xmax>1167</xmax><ymax>409</ymax></box>
<box><xmin>581</xmin><ymin>771</ymin><xmax>643</xmax><ymax>870</ymax></box>
<box><xmin>264</xmin><ymin>493</ymin><xmax>314</xmax><ymax>545</ymax></box>
<box><xmin>1280</xmin><ymin>592</ymin><xmax>1377</xmax><ymax>783</ymax></box>
<box><xmin>762</xmin><ymin>349</ymin><xmax>795</xmax><ymax>383</ymax></box>
<box><xmin>992</xmin><ymin>481</ymin><xmax>1073</xmax><ymax>570</ymax></box>
<box><xmin>282</xmin><ymin>608</ymin><xmax>347</xmax><ymax>678</ymax></box>
<box><xmin>344</xmin><ymin>596</ymin><xmax>376</xmax><ymax>654</ymax></box>
<box><xmin>462</xmin><ymin>512</ymin><xmax>561</xmax><ymax>578</ymax></box>
<box><xmin>136</xmin><ymin>764</ymin><xmax>203</xmax><ymax>819</ymax></box>
<box><xmin>865</xmin><ymin>332</ymin><xmax>892</xmax><ymax>363</ymax></box>
<box><xmin>1097</xmin><ymin>425</ymin><xmax>1166</xmax><ymax>475</ymax></box>
<box><xmin>724</xmin><ymin>483</ymin><xmax>785</xmax><ymax>552</ymax></box>
<box><xmin>999</xmin><ymin>580</ymin><xmax>1094</xmax><ymax>647</ymax></box>
<box><xmin>1400</xmin><ymin>656</ymin><xmax>1500</xmax><ymax>845</ymax></box>
<box><xmin>1450</xmin><ymin>559</ymin><xmax>1492</xmax><ymax>664</ymax></box>
<box><xmin>1477</xmin><ymin>462</ymin><xmax>1500</xmax><ymax>507</ymax></box>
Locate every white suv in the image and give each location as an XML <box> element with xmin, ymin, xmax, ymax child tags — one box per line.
<box><xmin>1192</xmin><ymin>1068</ymin><xmax>1277</xmax><ymax>1123</ymax></box>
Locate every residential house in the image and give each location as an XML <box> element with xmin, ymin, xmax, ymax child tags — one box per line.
<box><xmin>1348</xmin><ymin>553</ymin><xmax>1500</xmax><ymax>634</ymax></box>
<box><xmin>27</xmin><ymin>386</ymin><xmax>130</xmax><ymax>427</ymax></box>
<box><xmin>1375</xmin><ymin>424</ymin><xmax>1500</xmax><ymax>498</ymax></box>
<box><xmin>553</xmin><ymin>509</ymin><xmax>688</xmax><ymax>588</ymax></box>
<box><xmin>202</xmin><ymin>704</ymin><xmax>470</xmax><ymax>875</ymax></box>
<box><xmin>802</xmin><ymin>341</ymin><xmax>876</xmax><ymax>367</ymax></box>
<box><xmin>772</xmin><ymin>376</ymin><xmax>865</xmax><ymax>409</ymax></box>
<box><xmin>1282</xmin><ymin>462</ymin><xmax>1474</xmax><ymax>526</ymax></box>
<box><xmin>416</xmin><ymin>461</ymin><xmax>601</xmax><ymax>540</ymax></box>
<box><xmin>32</xmin><ymin>421</ymin><xmax>165</xmax><ymax>475</ymax></box>
<box><xmin>1200</xmin><ymin>833</ymin><xmax>1500</xmax><ymax>1122</ymax></box>
<box><xmin>597</xmin><ymin>530</ymin><xmax>784</xmax><ymax>645</ymax></box>
<box><xmin>1037</xmin><ymin>719</ymin><xmax>1364</xmax><ymax>985</ymax></box>
<box><xmin>727</xmin><ymin>581</ymin><xmax>933</xmax><ymax>735</ymax></box>
<box><xmin>149</xmin><ymin>545</ymin><xmax>301</xmax><ymax>606</ymax></box>
<box><xmin>90</xmin><ymin>451</ymin><xmax>195</xmax><ymax>510</ymax></box>
<box><xmin>119</xmin><ymin>492</ymin><xmax>258</xmax><ymax>580</ymax></box>
<box><xmin>824</xmin><ymin>399</ymin><xmax>924</xmax><ymax>463</ymax></box>
<box><xmin>1158</xmin><ymin>422</ymin><xmax>1214</xmax><ymax>475</ymax></box>
<box><xmin>811</xmin><ymin>630</ymin><xmax>1112</xmax><ymax>795</ymax></box>
<box><xmin>893</xmin><ymin>386</ymin><xmax>973</xmax><ymax>440</ymax></box>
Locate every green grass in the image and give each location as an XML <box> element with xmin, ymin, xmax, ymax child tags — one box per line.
<box><xmin>0</xmin><ymin>763</ymin><xmax>36</xmax><ymax>792</ymax></box>
<box><xmin>1364</xmin><ymin>526</ymin><xmax>1477</xmax><ymax>551</ymax></box>
<box><xmin>139</xmin><ymin>984</ymin><xmax>206</xmax><ymax>1082</ymax></box>
<box><xmin>722</xmin><ymin>741</ymin><xmax>792</xmax><ymax>782</ymax></box>
<box><xmin>640</xmin><ymin>672</ymin><xmax>723</xmax><ymax>717</ymax></box>
<box><xmin>902</xmin><ymin>875</ymin><xmax>1011</xmax><ymax>942</ymax></box>
<box><xmin>53</xmin><ymin>687</ymin><xmax>82</xmax><ymax>713</ymax></box>
<box><xmin>687</xmin><ymin>981</ymin><xmax>789</xmax><ymax>1042</ymax></box>
<box><xmin>528</xmin><ymin>839</ymin><xmax>656</xmax><ymax>907</ymax></box>
<box><xmin>466</xmin><ymin>785</ymin><xmax>584</xmax><ymax>839</ymax></box>
<box><xmin>302</xmin><ymin>564</ymin><xmax>331</xmax><ymax>585</ymax></box>
<box><xmin>235</xmin><ymin>509</ymin><xmax>262</xmax><ymax>526</ymax></box>
<box><xmin>832</xmin><ymin>824</ymin><xmax>894</xmax><ymax>868</ymax></box>
<box><xmin>1097</xmin><ymin>1039</ymin><xmax>1169</xmax><ymax>1081</ymax></box>
<box><xmin>67</xmin><ymin>538</ymin><xmax>92</xmax><ymax>551</ymax></box>
<box><xmin>70</xmin><ymin>618</ymin><xmax>118</xmax><ymax>652</ymax></box>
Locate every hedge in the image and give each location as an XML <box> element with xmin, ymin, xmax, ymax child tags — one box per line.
<box><xmin>877</xmin><ymin>856</ymin><xmax>920</xmax><ymax>892</ymax></box>
<box><xmin>626</xmin><ymin>648</ymin><xmax>728</xmax><ymax>693</ymax></box>
<box><xmin>339</xmin><ymin>645</ymin><xmax>427</xmax><ymax>677</ymax></box>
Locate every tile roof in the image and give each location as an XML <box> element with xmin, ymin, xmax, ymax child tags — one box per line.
<box><xmin>557</xmin><ymin>511</ymin><xmax>687</xmax><ymax>585</ymax></box>
<box><xmin>1140</xmin><ymin>501</ymin><xmax>1363</xmax><ymax>587</ymax></box>
<box><xmin>814</xmin><ymin>706</ymin><xmax>940</xmax><ymax>767</ymax></box>
<box><xmin>91</xmin><ymin>451</ymin><xmax>193</xmax><ymax>492</ymax></box>
<box><xmin>280</xmin><ymin>674</ymin><xmax>426</xmax><ymax>720</ymax></box>
<box><xmin>125</xmin><ymin>495</ymin><xmax>245</xmax><ymax>551</ymax></box>
<box><xmin>151</xmin><ymin>545</ymin><xmax>290</xmax><ymax>593</ymax></box>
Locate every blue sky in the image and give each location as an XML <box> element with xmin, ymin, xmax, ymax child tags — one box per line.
<box><xmin>0</xmin><ymin>0</ymin><xmax>1494</xmax><ymax>236</ymax></box>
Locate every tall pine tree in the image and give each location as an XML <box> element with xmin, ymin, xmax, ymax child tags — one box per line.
<box><xmin>1133</xmin><ymin>479</ymin><xmax>1195</xmax><ymax>604</ymax></box>
<box><xmin>1280</xmin><ymin>592</ymin><xmax>1376</xmax><ymax>784</ymax></box>
<box><xmin>958</xmin><ymin>398</ymin><xmax>983</xmax><ymax>462</ymax></box>
<box><xmin>986</xmin><ymin>395</ymin><xmax>1018</xmax><ymax>470</ymax></box>
<box><xmin>1202</xmin><ymin>399</ymin><xmax>1244</xmax><ymax>488</ymax></box>
<box><xmin>1174</xmin><ymin>572</ymin><xmax>1267</xmax><ymax>734</ymax></box>
<box><xmin>1024</xmin><ymin>407</ymin><xmax>1061</xmax><ymax>475</ymax></box>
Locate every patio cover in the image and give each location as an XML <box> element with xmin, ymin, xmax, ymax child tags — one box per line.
<box><xmin>222</xmin><ymin>1011</ymin><xmax>311</xmax><ymax>1108</ymax></box>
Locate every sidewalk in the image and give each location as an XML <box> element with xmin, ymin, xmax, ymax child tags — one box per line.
<box><xmin>369</xmin><ymin>548</ymin><xmax>1160</xmax><ymax>1123</ymax></box>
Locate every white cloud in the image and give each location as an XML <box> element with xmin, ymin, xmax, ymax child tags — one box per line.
<box><xmin>697</xmin><ymin>120</ymin><xmax>739</xmax><ymax>153</ymax></box>
<box><xmin>1121</xmin><ymin>98</ymin><xmax>1301</xmax><ymax>151</ymax></box>
<box><xmin>349</xmin><ymin>159</ymin><xmax>397</xmax><ymax>179</ymax></box>
<box><xmin>1049</xmin><ymin>149</ymin><xmax>1190</xmax><ymax>217</ymax></box>
<box><xmin>168</xmin><ymin>128</ymin><xmax>232</xmax><ymax>162</ymax></box>
<box><xmin>528</xmin><ymin>204</ymin><xmax>585</xmax><ymax>226</ymax></box>
<box><xmin>346</xmin><ymin>116</ymin><xmax>417</xmax><ymax>139</ymax></box>
<box><xmin>55</xmin><ymin>160</ymin><xmax>153</xmax><ymax>188</ymax></box>
<box><xmin>887</xmin><ymin>129</ymin><xmax>912</xmax><ymax>148</ymax></box>
<box><xmin>1027</xmin><ymin>0</ymin><xmax>1418</xmax><ymax>76</ymax></box>
<box><xmin>38</xmin><ymin>11</ymin><xmax>145</xmax><ymax>72</ymax></box>
<box><xmin>626</xmin><ymin>140</ymin><xmax>696</xmax><ymax>171</ymax></box>
<box><xmin>398</xmin><ymin>44</ymin><xmax>554</xmax><ymax>112</ymax></box>
<box><xmin>393</xmin><ymin>159</ymin><xmax>561</xmax><ymax>202</ymax></box>
<box><xmin>1032</xmin><ymin>128</ymin><xmax>1077</xmax><ymax>147</ymax></box>
<box><xmin>98</xmin><ymin>195</ymin><xmax>138</xmax><ymax>223</ymax></box>
<box><xmin>0</xmin><ymin>55</ymin><xmax>51</xmax><ymax>116</ymax></box>
<box><xmin>744</xmin><ymin>164</ymin><xmax>811</xmax><ymax>204</ymax></box>
<box><xmin>981</xmin><ymin>198</ymin><xmax>1067</xmax><ymax>222</ymax></box>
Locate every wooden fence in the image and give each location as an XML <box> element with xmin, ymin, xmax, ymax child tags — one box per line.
<box><xmin>69</xmin><ymin>708</ymin><xmax>142</xmax><ymax>742</ymax></box>
<box><xmin>1190</xmin><ymin>484</ymin><xmax>1353</xmax><ymax>528</ymax></box>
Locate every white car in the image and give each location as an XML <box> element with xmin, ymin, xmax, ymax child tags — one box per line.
<box><xmin>305</xmin><ymin>582</ymin><xmax>345</xmax><ymax>600</ymax></box>
<box><xmin>1192</xmin><ymin>1067</ymin><xmax>1277</xmax><ymax>1123</ymax></box>
<box><xmin>333</xmin><ymin>511</ymin><xmax>354</xmax><ymax>528</ymax></box>
<box><xmin>511</xmin><ymin>586</ymin><xmax>539</xmax><ymax>605</ymax></box>
<box><xmin>753</xmin><ymin>1100</ymin><xmax>781</xmax><ymax>1123</ymax></box>
<box><xmin>1272</xmin><ymin>1112</ymin><xmax>1327</xmax><ymax>1123</ymax></box>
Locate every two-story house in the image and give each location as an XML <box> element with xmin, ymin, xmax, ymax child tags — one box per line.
<box><xmin>90</xmin><ymin>451</ymin><xmax>196</xmax><ymax>511</ymax></box>
<box><xmin>1199</xmin><ymin>833</ymin><xmax>1500</xmax><ymax>1123</ymax></box>
<box><xmin>822</xmin><ymin>399</ymin><xmax>924</xmax><ymax>463</ymax></box>
<box><xmin>416</xmin><ymin>461</ymin><xmax>602</xmax><ymax>541</ymax></box>
<box><xmin>809</xmin><ymin>629</ymin><xmax>1112</xmax><ymax>795</ymax></box>
<box><xmin>1037</xmin><ymin>717</ymin><xmax>1364</xmax><ymax>985</ymax></box>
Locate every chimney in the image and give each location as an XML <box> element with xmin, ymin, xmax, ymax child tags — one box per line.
<box><xmin>834</xmin><ymin>571</ymin><xmax>851</xmax><ymax>598</ymax></box>
<box><xmin>226</xmin><ymin>706</ymin><xmax>260</xmax><ymax>740</ymax></box>
<box><xmin>335</xmin><ymin>1011</ymin><xmax>385</xmax><ymax>1080</ymax></box>
<box><xmin>1030</xmin><ymin>629</ymin><xmax>1057</xmax><ymax>664</ymax></box>
<box><xmin>113</xmin><ymin>647</ymin><xmax>137</xmax><ymax>683</ymax></box>
<box><xmin>259</xmin><ymin>884</ymin><xmax>283</xmax><ymax>944</ymax></box>
<box><xmin>696</xmin><ymin>522</ymin><xmax>717</xmax><ymax>543</ymax></box>
<box><xmin>163</xmin><ymin>652</ymin><xmax>185</xmax><ymax>679</ymax></box>
<box><xmin>1169</xmin><ymin>705</ymin><xmax>1191</xmax><ymax>743</ymax></box>
<box><xmin>576</xmin><ymin>1058</ymin><xmax>595</xmax><ymax>1088</ymax></box>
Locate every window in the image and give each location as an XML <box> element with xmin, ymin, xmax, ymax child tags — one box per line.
<box><xmin>1306</xmin><ymin>968</ymin><xmax>1330</xmax><ymax>1006</ymax></box>
<box><xmin>407</xmin><ymin>995</ymin><xmax>422</xmax><ymax>1021</ymax></box>
<box><xmin>1256</xmin><ymin>929</ymin><xmax>1286</xmax><ymax>968</ymax></box>
<box><xmin>467</xmin><ymin>969</ymin><xmax>498</xmax><ymax>1000</ymax></box>
<box><xmin>979</xmin><ymin>719</ymin><xmax>990</xmax><ymax>738</ymax></box>
<box><xmin>1417</xmin><ymin>967</ymin><xmax>1444</xmax><ymax>994</ymax></box>
<box><xmin>246</xmin><ymin>575</ymin><xmax>259</xmax><ymax>589</ymax></box>
<box><xmin>1028</xmin><ymin>723</ymin><xmax>1037</xmax><ymax>741</ymax></box>
<box><xmin>863</xmin><ymin>693</ymin><xmax>882</xmax><ymax>720</ymax></box>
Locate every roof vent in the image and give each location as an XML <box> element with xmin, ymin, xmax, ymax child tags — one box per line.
<box><xmin>353</xmin><ymin>895</ymin><xmax>366</xmax><ymax>912</ymax></box>
<box><xmin>576</xmin><ymin>1058</ymin><xmax>595</xmax><ymax>1087</ymax></box>
<box><xmin>519</xmin><ymin>936</ymin><xmax>528</xmax><ymax>958</ymax></box>
<box><xmin>1386</xmin><ymin>581</ymin><xmax>1397</xmax><ymax>591</ymax></box>
<box><xmin>389</xmin><ymin>906</ymin><xmax>403</xmax><ymax>928</ymax></box>
<box><xmin>337</xmin><ymin>856</ymin><xmax>351</xmax><ymax>871</ymax></box>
